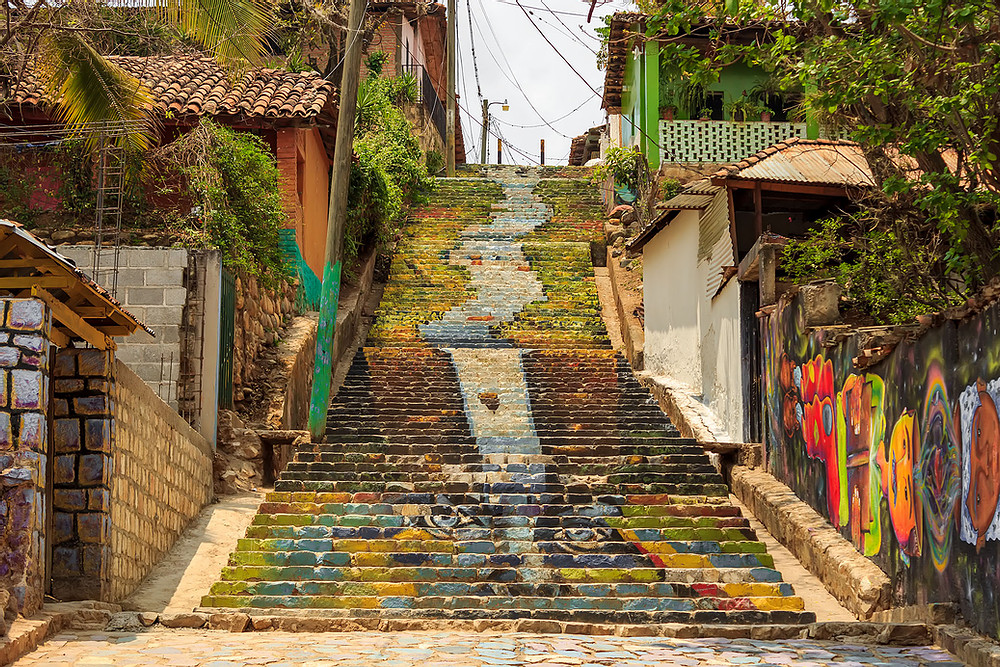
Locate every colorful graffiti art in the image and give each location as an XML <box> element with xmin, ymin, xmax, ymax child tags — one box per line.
<box><xmin>839</xmin><ymin>373</ymin><xmax>885</xmax><ymax>556</ymax></box>
<box><xmin>798</xmin><ymin>356</ymin><xmax>845</xmax><ymax>526</ymax></box>
<box><xmin>916</xmin><ymin>362</ymin><xmax>960</xmax><ymax>571</ymax></box>
<box><xmin>881</xmin><ymin>411</ymin><xmax>922</xmax><ymax>563</ymax></box>
<box><xmin>960</xmin><ymin>378</ymin><xmax>1000</xmax><ymax>551</ymax></box>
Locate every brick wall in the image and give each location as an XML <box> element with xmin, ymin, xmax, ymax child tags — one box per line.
<box><xmin>109</xmin><ymin>360</ymin><xmax>213</xmax><ymax>601</ymax></box>
<box><xmin>0</xmin><ymin>298</ymin><xmax>50</xmax><ymax>616</ymax></box>
<box><xmin>49</xmin><ymin>348</ymin><xmax>114</xmax><ymax>602</ymax></box>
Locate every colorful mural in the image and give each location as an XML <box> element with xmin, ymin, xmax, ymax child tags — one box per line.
<box><xmin>765</xmin><ymin>293</ymin><xmax>1000</xmax><ymax>638</ymax></box>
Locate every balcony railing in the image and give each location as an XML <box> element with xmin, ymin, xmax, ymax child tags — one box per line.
<box><xmin>659</xmin><ymin>120</ymin><xmax>810</xmax><ymax>164</ymax></box>
<box><xmin>402</xmin><ymin>63</ymin><xmax>447</xmax><ymax>143</ymax></box>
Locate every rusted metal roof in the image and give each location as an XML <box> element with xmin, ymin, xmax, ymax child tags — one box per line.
<box><xmin>630</xmin><ymin>180</ymin><xmax>723</xmax><ymax>251</ymax></box>
<box><xmin>712</xmin><ymin>138</ymin><xmax>875</xmax><ymax>187</ymax></box>
<box><xmin>601</xmin><ymin>13</ymin><xmax>645</xmax><ymax>111</ymax></box>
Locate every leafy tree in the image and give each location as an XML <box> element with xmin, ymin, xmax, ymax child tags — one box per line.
<box><xmin>617</xmin><ymin>0</ymin><xmax>1000</xmax><ymax>321</ymax></box>
<box><xmin>2</xmin><ymin>0</ymin><xmax>274</xmax><ymax>153</ymax></box>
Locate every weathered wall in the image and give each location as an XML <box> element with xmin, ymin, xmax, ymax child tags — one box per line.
<box><xmin>110</xmin><ymin>360</ymin><xmax>213</xmax><ymax>601</ymax></box>
<box><xmin>50</xmin><ymin>349</ymin><xmax>114</xmax><ymax>603</ymax></box>
<box><xmin>300</xmin><ymin>128</ymin><xmax>332</xmax><ymax>280</ymax></box>
<box><xmin>764</xmin><ymin>290</ymin><xmax>1000</xmax><ymax>639</ymax></box>
<box><xmin>642</xmin><ymin>210</ymin><xmax>703</xmax><ymax>391</ymax></box>
<box><xmin>0</xmin><ymin>299</ymin><xmax>50</xmax><ymax>615</ymax></box>
<box><xmin>700</xmin><ymin>277</ymin><xmax>743</xmax><ymax>440</ymax></box>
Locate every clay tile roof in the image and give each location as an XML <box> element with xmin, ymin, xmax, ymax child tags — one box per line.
<box><xmin>9</xmin><ymin>55</ymin><xmax>337</xmax><ymax>123</ymax></box>
<box><xmin>710</xmin><ymin>138</ymin><xmax>876</xmax><ymax>187</ymax></box>
<box><xmin>602</xmin><ymin>13</ymin><xmax>646</xmax><ymax>111</ymax></box>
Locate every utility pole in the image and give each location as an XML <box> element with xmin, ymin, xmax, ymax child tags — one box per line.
<box><xmin>497</xmin><ymin>138</ymin><xmax>502</xmax><ymax>165</ymax></box>
<box><xmin>307</xmin><ymin>0</ymin><xmax>366</xmax><ymax>440</ymax></box>
<box><xmin>446</xmin><ymin>0</ymin><xmax>456</xmax><ymax>176</ymax></box>
<box><xmin>540</xmin><ymin>139</ymin><xmax>545</xmax><ymax>165</ymax></box>
<box><xmin>480</xmin><ymin>99</ymin><xmax>489</xmax><ymax>165</ymax></box>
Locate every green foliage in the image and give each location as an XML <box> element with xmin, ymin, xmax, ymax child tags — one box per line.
<box><xmin>592</xmin><ymin>146</ymin><xmax>645</xmax><ymax>191</ymax></box>
<box><xmin>783</xmin><ymin>216</ymin><xmax>965</xmax><ymax>324</ymax></box>
<box><xmin>346</xmin><ymin>69</ymin><xmax>432</xmax><ymax>263</ymax></box>
<box><xmin>609</xmin><ymin>0</ymin><xmax>1000</xmax><ymax>323</ymax></box>
<box><xmin>425</xmin><ymin>149</ymin><xmax>445</xmax><ymax>176</ymax></box>
<box><xmin>146</xmin><ymin>120</ymin><xmax>287</xmax><ymax>280</ymax></box>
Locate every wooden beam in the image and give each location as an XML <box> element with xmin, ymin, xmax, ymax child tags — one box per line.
<box><xmin>0</xmin><ymin>258</ymin><xmax>48</xmax><ymax>269</ymax></box>
<box><xmin>754</xmin><ymin>181</ymin><xmax>763</xmax><ymax>239</ymax></box>
<box><xmin>49</xmin><ymin>327</ymin><xmax>70</xmax><ymax>348</ymax></box>
<box><xmin>0</xmin><ymin>276</ymin><xmax>75</xmax><ymax>290</ymax></box>
<box><xmin>31</xmin><ymin>287</ymin><xmax>115</xmax><ymax>351</ymax></box>
<box><xmin>727</xmin><ymin>186</ymin><xmax>738</xmax><ymax>265</ymax></box>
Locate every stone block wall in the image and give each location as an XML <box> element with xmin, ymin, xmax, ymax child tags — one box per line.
<box><xmin>59</xmin><ymin>247</ymin><xmax>187</xmax><ymax>408</ymax></box>
<box><xmin>0</xmin><ymin>299</ymin><xmax>50</xmax><ymax>616</ymax></box>
<box><xmin>110</xmin><ymin>360</ymin><xmax>213</xmax><ymax>601</ymax></box>
<box><xmin>231</xmin><ymin>272</ymin><xmax>297</xmax><ymax>403</ymax></box>
<box><xmin>50</xmin><ymin>349</ymin><xmax>114</xmax><ymax>602</ymax></box>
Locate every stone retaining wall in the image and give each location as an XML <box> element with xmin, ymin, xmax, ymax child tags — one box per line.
<box><xmin>110</xmin><ymin>360</ymin><xmax>213</xmax><ymax>601</ymax></box>
<box><xmin>231</xmin><ymin>272</ymin><xmax>297</xmax><ymax>404</ymax></box>
<box><xmin>0</xmin><ymin>298</ymin><xmax>50</xmax><ymax>616</ymax></box>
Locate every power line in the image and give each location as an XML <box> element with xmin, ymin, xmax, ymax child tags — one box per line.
<box><xmin>535</xmin><ymin>0</ymin><xmax>597</xmax><ymax>54</ymax></box>
<box><xmin>513</xmin><ymin>0</ymin><xmax>601</xmax><ymax>98</ymax></box>
<box><xmin>465</xmin><ymin>0</ymin><xmax>482</xmax><ymax>101</ymax></box>
<box><xmin>493</xmin><ymin>95</ymin><xmax>594</xmax><ymax>129</ymax></box>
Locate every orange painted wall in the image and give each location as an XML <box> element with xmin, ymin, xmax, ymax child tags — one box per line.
<box><xmin>300</xmin><ymin>127</ymin><xmax>331</xmax><ymax>279</ymax></box>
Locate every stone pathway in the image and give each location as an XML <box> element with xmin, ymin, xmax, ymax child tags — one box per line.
<box><xmin>11</xmin><ymin>629</ymin><xmax>963</xmax><ymax>666</ymax></box>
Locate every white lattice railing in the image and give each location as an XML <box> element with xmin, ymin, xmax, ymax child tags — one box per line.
<box><xmin>659</xmin><ymin>120</ymin><xmax>810</xmax><ymax>164</ymax></box>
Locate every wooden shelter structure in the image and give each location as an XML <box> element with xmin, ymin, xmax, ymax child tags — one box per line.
<box><xmin>0</xmin><ymin>220</ymin><xmax>150</xmax><ymax>349</ymax></box>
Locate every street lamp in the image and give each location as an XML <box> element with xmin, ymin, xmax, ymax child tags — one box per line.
<box><xmin>481</xmin><ymin>99</ymin><xmax>509</xmax><ymax>165</ymax></box>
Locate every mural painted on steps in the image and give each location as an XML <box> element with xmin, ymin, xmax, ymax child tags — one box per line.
<box><xmin>764</xmin><ymin>293</ymin><xmax>1000</xmax><ymax>639</ymax></box>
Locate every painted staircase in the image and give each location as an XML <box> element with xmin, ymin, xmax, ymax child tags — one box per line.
<box><xmin>201</xmin><ymin>166</ymin><xmax>814</xmax><ymax>626</ymax></box>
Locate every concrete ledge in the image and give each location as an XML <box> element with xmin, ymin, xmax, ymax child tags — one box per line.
<box><xmin>934</xmin><ymin>624</ymin><xmax>1000</xmax><ymax>667</ymax></box>
<box><xmin>636</xmin><ymin>371</ymin><xmax>726</xmax><ymax>443</ymax></box>
<box><xmin>729</xmin><ymin>466</ymin><xmax>891</xmax><ymax>619</ymax></box>
<box><xmin>0</xmin><ymin>601</ymin><xmax>119</xmax><ymax>666</ymax></box>
<box><xmin>605</xmin><ymin>246</ymin><xmax>644</xmax><ymax>370</ymax></box>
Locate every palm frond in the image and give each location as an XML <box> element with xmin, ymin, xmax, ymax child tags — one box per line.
<box><xmin>156</xmin><ymin>0</ymin><xmax>275</xmax><ymax>71</ymax></box>
<box><xmin>40</xmin><ymin>32</ymin><xmax>154</xmax><ymax>154</ymax></box>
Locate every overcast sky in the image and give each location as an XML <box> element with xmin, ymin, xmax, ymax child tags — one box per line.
<box><xmin>454</xmin><ymin>0</ymin><xmax>637</xmax><ymax>165</ymax></box>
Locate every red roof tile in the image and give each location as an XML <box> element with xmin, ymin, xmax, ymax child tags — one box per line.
<box><xmin>9</xmin><ymin>55</ymin><xmax>337</xmax><ymax>122</ymax></box>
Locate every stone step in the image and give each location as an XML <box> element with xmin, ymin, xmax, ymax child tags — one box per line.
<box><xmin>272</xmin><ymin>480</ymin><xmax>732</xmax><ymax>496</ymax></box>
<box><xmin>208</xmin><ymin>579</ymin><xmax>795</xmax><ymax>599</ymax></box>
<box><xmin>250</xmin><ymin>513</ymin><xmax>752</xmax><ymax>531</ymax></box>
<box><xmin>244</xmin><ymin>524</ymin><xmax>758</xmax><ymax>542</ymax></box>
<box><xmin>215</xmin><ymin>564</ymin><xmax>788</xmax><ymax>586</ymax></box>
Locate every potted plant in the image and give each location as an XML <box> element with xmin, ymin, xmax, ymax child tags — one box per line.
<box><xmin>726</xmin><ymin>93</ymin><xmax>761</xmax><ymax>122</ymax></box>
<box><xmin>698</xmin><ymin>107</ymin><xmax>713</xmax><ymax>121</ymax></box>
<box><xmin>760</xmin><ymin>107</ymin><xmax>773</xmax><ymax>122</ymax></box>
<box><xmin>660</xmin><ymin>105</ymin><xmax>677</xmax><ymax>121</ymax></box>
<box><xmin>679</xmin><ymin>80</ymin><xmax>708</xmax><ymax>120</ymax></box>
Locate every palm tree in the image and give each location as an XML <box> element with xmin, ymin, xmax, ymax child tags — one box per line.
<box><xmin>3</xmin><ymin>0</ymin><xmax>275</xmax><ymax>152</ymax></box>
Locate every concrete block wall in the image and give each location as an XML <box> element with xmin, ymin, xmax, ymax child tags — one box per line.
<box><xmin>59</xmin><ymin>247</ymin><xmax>187</xmax><ymax>409</ymax></box>
<box><xmin>0</xmin><ymin>298</ymin><xmax>51</xmax><ymax>616</ymax></box>
<box><xmin>110</xmin><ymin>360</ymin><xmax>213</xmax><ymax>601</ymax></box>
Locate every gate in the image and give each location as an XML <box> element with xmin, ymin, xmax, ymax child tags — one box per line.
<box><xmin>218</xmin><ymin>269</ymin><xmax>236</xmax><ymax>409</ymax></box>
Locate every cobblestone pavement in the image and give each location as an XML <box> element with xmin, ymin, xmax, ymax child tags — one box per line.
<box><xmin>13</xmin><ymin>630</ymin><xmax>964</xmax><ymax>666</ymax></box>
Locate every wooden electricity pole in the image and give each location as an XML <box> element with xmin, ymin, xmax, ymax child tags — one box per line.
<box><xmin>446</xmin><ymin>0</ymin><xmax>456</xmax><ymax>176</ymax></box>
<box><xmin>308</xmin><ymin>0</ymin><xmax>367</xmax><ymax>440</ymax></box>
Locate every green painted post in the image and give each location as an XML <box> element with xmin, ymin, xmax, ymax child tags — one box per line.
<box><xmin>644</xmin><ymin>40</ymin><xmax>661</xmax><ymax>169</ymax></box>
<box><xmin>307</xmin><ymin>260</ymin><xmax>342</xmax><ymax>438</ymax></box>
<box><xmin>307</xmin><ymin>0</ymin><xmax>366</xmax><ymax>441</ymax></box>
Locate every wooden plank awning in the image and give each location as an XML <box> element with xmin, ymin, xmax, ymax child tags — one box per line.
<box><xmin>0</xmin><ymin>220</ymin><xmax>151</xmax><ymax>349</ymax></box>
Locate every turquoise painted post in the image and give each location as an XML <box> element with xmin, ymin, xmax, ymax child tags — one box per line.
<box><xmin>308</xmin><ymin>260</ymin><xmax>342</xmax><ymax>438</ymax></box>
<box><xmin>643</xmin><ymin>40</ymin><xmax>661</xmax><ymax>169</ymax></box>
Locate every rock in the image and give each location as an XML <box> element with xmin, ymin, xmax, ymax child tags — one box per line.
<box><xmin>876</xmin><ymin>623</ymin><xmax>932</xmax><ymax>645</ymax></box>
<box><xmin>621</xmin><ymin>208</ymin><xmax>637</xmax><ymax>227</ymax></box>
<box><xmin>159</xmin><ymin>612</ymin><xmax>208</xmax><ymax>629</ymax></box>
<box><xmin>105</xmin><ymin>612</ymin><xmax>145</xmax><ymax>632</ymax></box>
<box><xmin>208</xmin><ymin>612</ymin><xmax>250</xmax><ymax>632</ymax></box>
<box><xmin>222</xmin><ymin>429</ymin><xmax>262</xmax><ymax>460</ymax></box>
<box><xmin>611</xmin><ymin>248</ymin><xmax>622</xmax><ymax>258</ymax></box>
<box><xmin>138</xmin><ymin>612</ymin><xmax>158</xmax><ymax>627</ymax></box>
<box><xmin>51</xmin><ymin>230</ymin><xmax>77</xmax><ymax>242</ymax></box>
<box><xmin>606</xmin><ymin>226</ymin><xmax>625</xmax><ymax>245</ymax></box>
<box><xmin>608</xmin><ymin>204</ymin><xmax>632</xmax><ymax>220</ymax></box>
<box><xmin>619</xmin><ymin>258</ymin><xmax>632</xmax><ymax>269</ymax></box>
<box><xmin>251</xmin><ymin>617</ymin><xmax>274</xmax><ymax>631</ymax></box>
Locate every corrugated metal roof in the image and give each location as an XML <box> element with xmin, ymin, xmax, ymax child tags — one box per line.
<box><xmin>658</xmin><ymin>193</ymin><xmax>716</xmax><ymax>210</ymax></box>
<box><xmin>712</xmin><ymin>138</ymin><xmax>875</xmax><ymax>187</ymax></box>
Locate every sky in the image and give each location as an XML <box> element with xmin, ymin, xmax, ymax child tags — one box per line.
<box><xmin>454</xmin><ymin>0</ymin><xmax>637</xmax><ymax>165</ymax></box>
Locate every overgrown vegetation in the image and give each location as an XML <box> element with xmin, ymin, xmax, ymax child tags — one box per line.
<box><xmin>345</xmin><ymin>52</ymin><xmax>431</xmax><ymax>261</ymax></box>
<box><xmin>145</xmin><ymin>120</ymin><xmax>286</xmax><ymax>280</ymax></box>
<box><xmin>611</xmin><ymin>0</ymin><xmax>1000</xmax><ymax>323</ymax></box>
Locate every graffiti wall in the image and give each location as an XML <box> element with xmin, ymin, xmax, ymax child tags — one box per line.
<box><xmin>765</xmin><ymin>292</ymin><xmax>1000</xmax><ymax>637</ymax></box>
